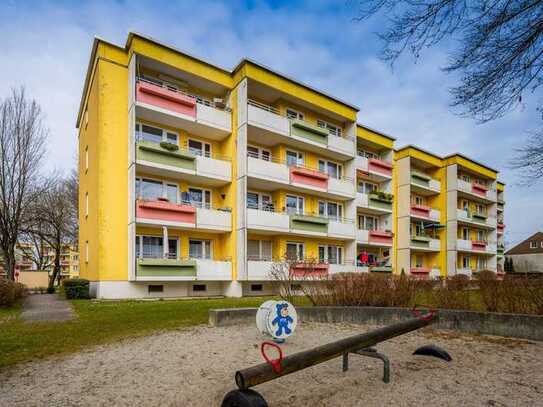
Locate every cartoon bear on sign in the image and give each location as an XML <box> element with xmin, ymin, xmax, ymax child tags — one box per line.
<box><xmin>271</xmin><ymin>303</ymin><xmax>293</xmax><ymax>337</ymax></box>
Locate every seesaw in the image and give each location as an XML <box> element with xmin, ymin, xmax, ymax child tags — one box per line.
<box><xmin>221</xmin><ymin>309</ymin><xmax>451</xmax><ymax>407</ymax></box>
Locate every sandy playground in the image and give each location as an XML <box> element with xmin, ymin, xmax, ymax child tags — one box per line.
<box><xmin>0</xmin><ymin>322</ymin><xmax>542</xmax><ymax>406</ymax></box>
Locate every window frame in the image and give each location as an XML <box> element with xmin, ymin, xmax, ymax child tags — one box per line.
<box><xmin>247</xmin><ymin>144</ymin><xmax>272</xmax><ymax>161</ymax></box>
<box><xmin>188</xmin><ymin>239</ymin><xmax>212</xmax><ymax>259</ymax></box>
<box><xmin>186</xmin><ymin>186</ymin><xmax>212</xmax><ymax>209</ymax></box>
<box><xmin>318</xmin><ymin>159</ymin><xmax>343</xmax><ymax>179</ymax></box>
<box><xmin>530</xmin><ymin>241</ymin><xmax>538</xmax><ymax>249</ymax></box>
<box><xmin>286</xmin><ymin>194</ymin><xmax>304</xmax><ymax>215</ymax></box>
<box><xmin>286</xmin><ymin>108</ymin><xmax>305</xmax><ymax>121</ymax></box>
<box><xmin>286</xmin><ymin>149</ymin><xmax>304</xmax><ymax>167</ymax></box>
<box><xmin>188</xmin><ymin>138</ymin><xmax>212</xmax><ymax>158</ymax></box>
<box><xmin>317</xmin><ymin>119</ymin><xmax>342</xmax><ymax>137</ymax></box>
<box><xmin>135</xmin><ymin>122</ymin><xmax>179</xmax><ymax>145</ymax></box>
<box><xmin>286</xmin><ymin>242</ymin><xmax>305</xmax><ymax>261</ymax></box>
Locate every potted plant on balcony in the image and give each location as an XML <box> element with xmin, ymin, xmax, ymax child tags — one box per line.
<box><xmin>159</xmin><ymin>141</ymin><xmax>179</xmax><ymax>152</ymax></box>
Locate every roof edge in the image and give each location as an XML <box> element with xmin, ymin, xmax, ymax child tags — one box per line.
<box><xmin>444</xmin><ymin>153</ymin><xmax>498</xmax><ymax>174</ymax></box>
<box><xmin>357</xmin><ymin>123</ymin><xmax>396</xmax><ymax>141</ymax></box>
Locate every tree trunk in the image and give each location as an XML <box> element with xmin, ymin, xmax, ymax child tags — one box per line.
<box><xmin>5</xmin><ymin>245</ymin><xmax>16</xmax><ymax>281</ymax></box>
<box><xmin>48</xmin><ymin>243</ymin><xmax>62</xmax><ymax>289</ymax></box>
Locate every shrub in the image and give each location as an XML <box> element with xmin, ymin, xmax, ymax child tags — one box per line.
<box><xmin>62</xmin><ymin>278</ymin><xmax>90</xmax><ymax>299</ymax></box>
<box><xmin>46</xmin><ymin>286</ymin><xmax>55</xmax><ymax>294</ymax></box>
<box><xmin>0</xmin><ymin>279</ymin><xmax>27</xmax><ymax>307</ymax></box>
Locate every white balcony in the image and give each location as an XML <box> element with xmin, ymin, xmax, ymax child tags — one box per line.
<box><xmin>247</xmin><ymin>102</ymin><xmax>354</xmax><ymax>161</ymax></box>
<box><xmin>247</xmin><ymin>103</ymin><xmax>289</xmax><ymax>136</ymax></box>
<box><xmin>196</xmin><ymin>208</ymin><xmax>231</xmax><ymax>232</ymax></box>
<box><xmin>456</xmin><ymin>209</ymin><xmax>496</xmax><ymax>229</ymax></box>
<box><xmin>457</xmin><ymin>239</ymin><xmax>472</xmax><ymax>251</ymax></box>
<box><xmin>247</xmin><ymin>208</ymin><xmax>289</xmax><ymax>233</ymax></box>
<box><xmin>429</xmin><ymin>238</ymin><xmax>441</xmax><ymax>251</ymax></box>
<box><xmin>410</xmin><ymin>172</ymin><xmax>441</xmax><ymax>194</ymax></box>
<box><xmin>429</xmin><ymin>209</ymin><xmax>441</xmax><ymax>221</ymax></box>
<box><xmin>457</xmin><ymin>179</ymin><xmax>496</xmax><ymax>202</ymax></box>
<box><xmin>328</xmin><ymin>135</ymin><xmax>355</xmax><ymax>158</ymax></box>
<box><xmin>247</xmin><ymin>260</ymin><xmax>274</xmax><ymax>280</ymax></box>
<box><xmin>355</xmin><ymin>192</ymin><xmax>369</xmax><ymax>208</ymax></box>
<box><xmin>328</xmin><ymin>177</ymin><xmax>355</xmax><ymax>198</ymax></box>
<box><xmin>328</xmin><ymin>220</ymin><xmax>356</xmax><ymax>239</ymax></box>
<box><xmin>356</xmin><ymin>229</ymin><xmax>369</xmax><ymax>244</ymax></box>
<box><xmin>355</xmin><ymin>192</ymin><xmax>393</xmax><ymax>214</ymax></box>
<box><xmin>135</xmin><ymin>99</ymin><xmax>231</xmax><ymax>141</ymax></box>
<box><xmin>456</xmin><ymin>268</ymin><xmax>473</xmax><ymax>278</ymax></box>
<box><xmin>247</xmin><ymin>156</ymin><xmax>354</xmax><ymax>200</ymax></box>
<box><xmin>329</xmin><ymin>263</ymin><xmax>356</xmax><ymax>274</ymax></box>
<box><xmin>196</xmin><ymin>260</ymin><xmax>232</xmax><ymax>281</ymax></box>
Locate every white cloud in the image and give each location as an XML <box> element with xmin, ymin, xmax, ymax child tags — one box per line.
<box><xmin>0</xmin><ymin>0</ymin><xmax>539</xmax><ymax>244</ymax></box>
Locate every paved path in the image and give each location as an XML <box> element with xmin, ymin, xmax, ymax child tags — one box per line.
<box><xmin>21</xmin><ymin>294</ymin><xmax>75</xmax><ymax>322</ymax></box>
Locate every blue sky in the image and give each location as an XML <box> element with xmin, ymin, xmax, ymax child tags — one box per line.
<box><xmin>0</xmin><ymin>0</ymin><xmax>540</xmax><ymax>245</ymax></box>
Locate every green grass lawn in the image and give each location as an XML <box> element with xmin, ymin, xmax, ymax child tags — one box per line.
<box><xmin>0</xmin><ymin>296</ymin><xmax>273</xmax><ymax>370</ymax></box>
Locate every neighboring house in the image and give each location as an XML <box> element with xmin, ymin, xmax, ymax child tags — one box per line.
<box><xmin>505</xmin><ymin>232</ymin><xmax>543</xmax><ymax>273</ymax></box>
<box><xmin>76</xmin><ymin>32</ymin><xmax>506</xmax><ymax>299</ymax></box>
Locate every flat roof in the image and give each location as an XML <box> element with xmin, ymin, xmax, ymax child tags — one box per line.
<box><xmin>444</xmin><ymin>153</ymin><xmax>498</xmax><ymax>174</ymax></box>
<box><xmin>129</xmin><ymin>32</ymin><xmax>360</xmax><ymax>111</ymax></box>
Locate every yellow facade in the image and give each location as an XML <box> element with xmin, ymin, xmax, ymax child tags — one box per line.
<box><xmin>77</xmin><ymin>32</ymin><xmax>504</xmax><ymax>298</ymax></box>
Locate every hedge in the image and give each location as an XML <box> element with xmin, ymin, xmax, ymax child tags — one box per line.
<box><xmin>0</xmin><ymin>279</ymin><xmax>27</xmax><ymax>307</ymax></box>
<box><xmin>62</xmin><ymin>278</ymin><xmax>90</xmax><ymax>299</ymax></box>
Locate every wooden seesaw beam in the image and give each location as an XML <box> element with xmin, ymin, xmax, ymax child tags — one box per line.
<box><xmin>235</xmin><ymin>312</ymin><xmax>437</xmax><ymax>390</ymax></box>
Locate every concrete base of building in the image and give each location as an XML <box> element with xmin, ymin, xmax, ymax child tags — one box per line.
<box><xmin>89</xmin><ymin>280</ymin><xmax>228</xmax><ymax>299</ymax></box>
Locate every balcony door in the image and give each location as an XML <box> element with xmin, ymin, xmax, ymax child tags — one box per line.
<box><xmin>359</xmin><ymin>215</ymin><xmax>377</xmax><ymax>231</ymax></box>
<box><xmin>188</xmin><ymin>139</ymin><xmax>211</xmax><ymax>158</ymax></box>
<box><xmin>319</xmin><ymin>201</ymin><xmax>342</xmax><ymax>221</ymax></box>
<box><xmin>286</xmin><ymin>195</ymin><xmax>304</xmax><ymax>215</ymax></box>
<box><xmin>189</xmin><ymin>239</ymin><xmax>212</xmax><ymax>259</ymax></box>
<box><xmin>318</xmin><ymin>160</ymin><xmax>342</xmax><ymax>179</ymax></box>
<box><xmin>358</xmin><ymin>180</ymin><xmax>377</xmax><ymax>194</ymax></box>
<box><xmin>286</xmin><ymin>150</ymin><xmax>304</xmax><ymax>167</ymax></box>
<box><xmin>286</xmin><ymin>242</ymin><xmax>304</xmax><ymax>261</ymax></box>
<box><xmin>188</xmin><ymin>188</ymin><xmax>211</xmax><ymax>209</ymax></box>
<box><xmin>461</xmin><ymin>227</ymin><xmax>469</xmax><ymax>240</ymax></box>
<box><xmin>136</xmin><ymin>235</ymin><xmax>178</xmax><ymax>259</ymax></box>
<box><xmin>247</xmin><ymin>191</ymin><xmax>272</xmax><ymax>211</ymax></box>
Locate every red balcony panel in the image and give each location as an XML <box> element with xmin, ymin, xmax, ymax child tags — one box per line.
<box><xmin>368</xmin><ymin>158</ymin><xmax>393</xmax><ymax>177</ymax></box>
<box><xmin>290</xmin><ymin>262</ymin><xmax>329</xmax><ymax>278</ymax></box>
<box><xmin>410</xmin><ymin>204</ymin><xmax>430</xmax><ymax>218</ymax></box>
<box><xmin>410</xmin><ymin>267</ymin><xmax>431</xmax><ymax>279</ymax></box>
<box><xmin>290</xmin><ymin>167</ymin><xmax>328</xmax><ymax>189</ymax></box>
<box><xmin>136</xmin><ymin>200</ymin><xmax>196</xmax><ymax>224</ymax></box>
<box><xmin>471</xmin><ymin>240</ymin><xmax>487</xmax><ymax>251</ymax></box>
<box><xmin>368</xmin><ymin>230</ymin><xmax>394</xmax><ymax>245</ymax></box>
<box><xmin>136</xmin><ymin>81</ymin><xmax>196</xmax><ymax>117</ymax></box>
<box><xmin>472</xmin><ymin>183</ymin><xmax>488</xmax><ymax>196</ymax></box>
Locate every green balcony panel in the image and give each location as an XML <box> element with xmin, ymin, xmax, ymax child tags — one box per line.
<box><xmin>136</xmin><ymin>140</ymin><xmax>196</xmax><ymax>170</ymax></box>
<box><xmin>290</xmin><ymin>119</ymin><xmax>328</xmax><ymax>144</ymax></box>
<box><xmin>290</xmin><ymin>214</ymin><xmax>328</xmax><ymax>233</ymax></box>
<box><xmin>411</xmin><ymin>172</ymin><xmax>430</xmax><ymax>187</ymax></box>
<box><xmin>368</xmin><ymin>196</ymin><xmax>392</xmax><ymax>210</ymax></box>
<box><xmin>411</xmin><ymin>235</ymin><xmax>431</xmax><ymax>248</ymax></box>
<box><xmin>137</xmin><ymin>258</ymin><xmax>197</xmax><ymax>277</ymax></box>
<box><xmin>472</xmin><ymin>213</ymin><xmax>487</xmax><ymax>221</ymax></box>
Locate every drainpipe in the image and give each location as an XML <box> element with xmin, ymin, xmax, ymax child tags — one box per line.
<box><xmin>163</xmin><ymin>226</ymin><xmax>168</xmax><ymax>258</ymax></box>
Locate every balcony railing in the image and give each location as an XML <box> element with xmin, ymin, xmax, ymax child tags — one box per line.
<box><xmin>247</xmin><ymin>99</ymin><xmax>355</xmax><ymax>157</ymax></box>
<box><xmin>247</xmin><ymin>155</ymin><xmax>354</xmax><ymax>197</ymax></box>
<box><xmin>411</xmin><ymin>171</ymin><xmax>441</xmax><ymax>193</ymax></box>
<box><xmin>355</xmin><ymin>154</ymin><xmax>393</xmax><ymax>178</ymax></box>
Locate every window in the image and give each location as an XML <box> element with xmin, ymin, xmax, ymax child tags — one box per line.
<box><xmin>136</xmin><ymin>178</ymin><xmax>170</xmax><ymax>201</ymax></box>
<box><xmin>148</xmin><ymin>285</ymin><xmax>164</xmax><ymax>293</ymax></box>
<box><xmin>247</xmin><ymin>191</ymin><xmax>273</xmax><ymax>211</ymax></box>
<box><xmin>462</xmin><ymin>255</ymin><xmax>471</xmax><ymax>269</ymax></box>
<box><xmin>136</xmin><ymin>236</ymin><xmax>178</xmax><ymax>259</ymax></box>
<box><xmin>319</xmin><ymin>245</ymin><xmax>343</xmax><ymax>264</ymax></box>
<box><xmin>135</xmin><ymin>123</ymin><xmax>178</xmax><ymax>145</ymax></box>
<box><xmin>412</xmin><ymin>195</ymin><xmax>425</xmax><ymax>206</ymax></box>
<box><xmin>358</xmin><ymin>149</ymin><xmax>378</xmax><ymax>159</ymax></box>
<box><xmin>461</xmin><ymin>174</ymin><xmax>471</xmax><ymax>182</ymax></box>
<box><xmin>319</xmin><ymin>201</ymin><xmax>343</xmax><ymax>221</ymax></box>
<box><xmin>286</xmin><ymin>108</ymin><xmax>304</xmax><ymax>120</ymax></box>
<box><xmin>248</xmin><ymin>240</ymin><xmax>272</xmax><ymax>261</ymax></box>
<box><xmin>187</xmin><ymin>187</ymin><xmax>211</xmax><ymax>208</ymax></box>
<box><xmin>247</xmin><ymin>145</ymin><xmax>271</xmax><ymax>161</ymax></box>
<box><xmin>530</xmin><ymin>241</ymin><xmax>538</xmax><ymax>249</ymax></box>
<box><xmin>251</xmin><ymin>284</ymin><xmax>263</xmax><ymax>292</ymax></box>
<box><xmin>461</xmin><ymin>228</ymin><xmax>469</xmax><ymax>240</ymax></box>
<box><xmin>318</xmin><ymin>160</ymin><xmax>343</xmax><ymax>179</ymax></box>
<box><xmin>476</xmin><ymin>230</ymin><xmax>485</xmax><ymax>241</ymax></box>
<box><xmin>189</xmin><ymin>239</ymin><xmax>212</xmax><ymax>259</ymax></box>
<box><xmin>317</xmin><ymin>119</ymin><xmax>342</xmax><ymax>137</ymax></box>
<box><xmin>286</xmin><ymin>242</ymin><xmax>304</xmax><ymax>261</ymax></box>
<box><xmin>85</xmin><ymin>146</ymin><xmax>89</xmax><ymax>172</ymax></box>
<box><xmin>85</xmin><ymin>192</ymin><xmax>89</xmax><ymax>217</ymax></box>
<box><xmin>192</xmin><ymin>284</ymin><xmax>207</xmax><ymax>292</ymax></box>
<box><xmin>286</xmin><ymin>150</ymin><xmax>304</xmax><ymax>167</ymax></box>
<box><xmin>412</xmin><ymin>222</ymin><xmax>423</xmax><ymax>237</ymax></box>
<box><xmin>413</xmin><ymin>255</ymin><xmax>423</xmax><ymax>268</ymax></box>
<box><xmin>286</xmin><ymin>195</ymin><xmax>304</xmax><ymax>215</ymax></box>
<box><xmin>460</xmin><ymin>200</ymin><xmax>469</xmax><ymax>211</ymax></box>
<box><xmin>358</xmin><ymin>181</ymin><xmax>377</xmax><ymax>194</ymax></box>
<box><xmin>475</xmin><ymin>204</ymin><xmax>485</xmax><ymax>216</ymax></box>
<box><xmin>188</xmin><ymin>139</ymin><xmax>211</xmax><ymax>157</ymax></box>
<box><xmin>359</xmin><ymin>215</ymin><xmax>377</xmax><ymax>230</ymax></box>
<box><xmin>166</xmin><ymin>184</ymin><xmax>178</xmax><ymax>203</ymax></box>
<box><xmin>477</xmin><ymin>257</ymin><xmax>487</xmax><ymax>270</ymax></box>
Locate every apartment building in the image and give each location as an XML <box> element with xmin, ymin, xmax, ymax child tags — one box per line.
<box><xmin>76</xmin><ymin>33</ymin><xmax>505</xmax><ymax>299</ymax></box>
